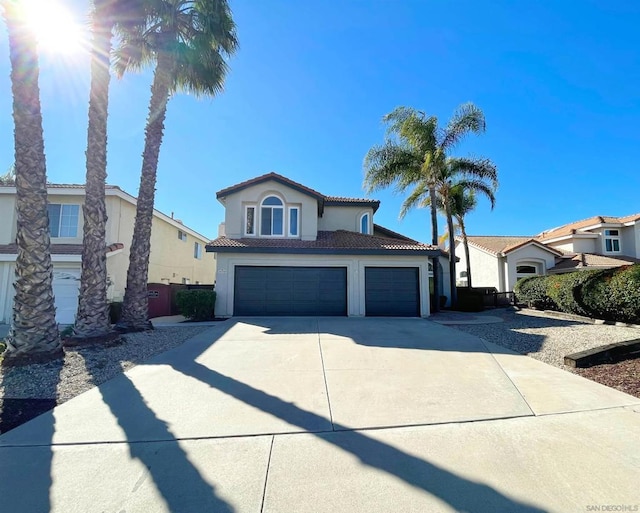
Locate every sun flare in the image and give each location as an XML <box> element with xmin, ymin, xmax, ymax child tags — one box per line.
<box><xmin>22</xmin><ymin>0</ymin><xmax>88</xmax><ymax>55</ymax></box>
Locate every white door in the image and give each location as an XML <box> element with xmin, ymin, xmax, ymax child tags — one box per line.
<box><xmin>52</xmin><ymin>270</ymin><xmax>80</xmax><ymax>324</ymax></box>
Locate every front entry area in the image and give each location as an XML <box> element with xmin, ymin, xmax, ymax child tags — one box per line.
<box><xmin>233</xmin><ymin>266</ymin><xmax>347</xmax><ymax>316</ymax></box>
<box><xmin>365</xmin><ymin>267</ymin><xmax>420</xmax><ymax>317</ymax></box>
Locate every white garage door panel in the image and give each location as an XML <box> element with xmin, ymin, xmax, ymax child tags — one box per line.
<box><xmin>53</xmin><ymin>270</ymin><xmax>80</xmax><ymax>325</ymax></box>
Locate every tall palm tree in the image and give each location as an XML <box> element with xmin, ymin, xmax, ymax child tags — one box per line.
<box><xmin>115</xmin><ymin>0</ymin><xmax>238</xmax><ymax>332</ymax></box>
<box><xmin>400</xmin><ymin>159</ymin><xmax>497</xmax><ymax>306</ymax></box>
<box><xmin>2</xmin><ymin>0</ymin><xmax>61</xmax><ymax>361</ymax></box>
<box><xmin>74</xmin><ymin>0</ymin><xmax>145</xmax><ymax>339</ymax></box>
<box><xmin>364</xmin><ymin>103</ymin><xmax>492</xmax><ymax>310</ymax></box>
<box><xmin>449</xmin><ymin>186</ymin><xmax>490</xmax><ymax>289</ymax></box>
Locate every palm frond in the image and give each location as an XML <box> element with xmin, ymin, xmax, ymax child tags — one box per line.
<box><xmin>451</xmin><ymin>179</ymin><xmax>496</xmax><ymax>209</ymax></box>
<box><xmin>448</xmin><ymin>156</ymin><xmax>498</xmax><ymax>189</ymax></box>
<box><xmin>399</xmin><ymin>181</ymin><xmax>430</xmax><ymax>219</ymax></box>
<box><xmin>441</xmin><ymin>102</ymin><xmax>485</xmax><ymax>150</ymax></box>
<box><xmin>363</xmin><ymin>142</ymin><xmax>421</xmax><ymax>194</ymax></box>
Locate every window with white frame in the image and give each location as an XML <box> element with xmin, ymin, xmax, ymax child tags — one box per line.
<box><xmin>288</xmin><ymin>206</ymin><xmax>299</xmax><ymax>237</ymax></box>
<box><xmin>260</xmin><ymin>196</ymin><xmax>284</xmax><ymax>236</ymax></box>
<box><xmin>516</xmin><ymin>263</ymin><xmax>539</xmax><ymax>281</ymax></box>
<box><xmin>48</xmin><ymin>204</ymin><xmax>80</xmax><ymax>237</ymax></box>
<box><xmin>245</xmin><ymin>206</ymin><xmax>256</xmax><ymax>235</ymax></box>
<box><xmin>359</xmin><ymin>213</ymin><xmax>370</xmax><ymax>234</ymax></box>
<box><xmin>194</xmin><ymin>242</ymin><xmax>202</xmax><ymax>259</ymax></box>
<box><xmin>604</xmin><ymin>229</ymin><xmax>620</xmax><ymax>252</ymax></box>
<box><xmin>178</xmin><ymin>229</ymin><xmax>187</xmax><ymax>242</ymax></box>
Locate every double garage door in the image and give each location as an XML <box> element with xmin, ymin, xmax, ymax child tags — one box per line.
<box><xmin>233</xmin><ymin>266</ymin><xmax>420</xmax><ymax>317</ymax></box>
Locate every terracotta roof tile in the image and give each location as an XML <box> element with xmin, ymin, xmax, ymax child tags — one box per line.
<box><xmin>373</xmin><ymin>224</ymin><xmax>418</xmax><ymax>243</ymax></box>
<box><xmin>215</xmin><ymin>172</ymin><xmax>380</xmax><ymax>210</ymax></box>
<box><xmin>537</xmin><ymin>214</ymin><xmax>639</xmax><ymax>240</ymax></box>
<box><xmin>465</xmin><ymin>236</ymin><xmax>534</xmax><ymax>255</ymax></box>
<box><xmin>207</xmin><ymin>230</ymin><xmax>438</xmax><ymax>253</ymax></box>
<box><xmin>549</xmin><ymin>253</ymin><xmax>640</xmax><ymax>273</ymax></box>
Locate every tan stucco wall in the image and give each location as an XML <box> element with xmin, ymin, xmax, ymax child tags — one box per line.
<box><xmin>105</xmin><ymin>197</ymin><xmax>215</xmax><ymax>301</ymax></box>
<box><xmin>504</xmin><ymin>245</ymin><xmax>557</xmax><ymax>292</ymax></box>
<box><xmin>214</xmin><ymin>253</ymin><xmax>432</xmax><ymax>318</ymax></box>
<box><xmin>317</xmin><ymin>206</ymin><xmax>373</xmax><ymax>233</ymax></box>
<box><xmin>459</xmin><ymin>245</ymin><xmax>502</xmax><ymax>290</ymax></box>
<box><xmin>547</xmin><ymin>238</ymin><xmax>596</xmax><ymax>254</ymax></box>
<box><xmin>221</xmin><ymin>181</ymin><xmax>318</xmax><ymax>240</ymax></box>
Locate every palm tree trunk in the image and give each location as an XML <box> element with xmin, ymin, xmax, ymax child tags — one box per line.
<box><xmin>117</xmin><ymin>53</ymin><xmax>174</xmax><ymax>332</ymax></box>
<box><xmin>446</xmin><ymin>203</ymin><xmax>458</xmax><ymax>309</ymax></box>
<box><xmin>428</xmin><ymin>185</ymin><xmax>440</xmax><ymax>312</ymax></box>
<box><xmin>459</xmin><ymin>218</ymin><xmax>472</xmax><ymax>288</ymax></box>
<box><xmin>74</xmin><ymin>3</ymin><xmax>113</xmax><ymax>339</ymax></box>
<box><xmin>3</xmin><ymin>3</ymin><xmax>61</xmax><ymax>362</ymax></box>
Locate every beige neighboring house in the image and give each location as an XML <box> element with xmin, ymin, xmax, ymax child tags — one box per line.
<box><xmin>0</xmin><ymin>184</ymin><xmax>215</xmax><ymax>325</ymax></box>
<box><xmin>207</xmin><ymin>172</ymin><xmax>448</xmax><ymax>318</ymax></box>
<box><xmin>455</xmin><ymin>214</ymin><xmax>640</xmax><ymax>292</ymax></box>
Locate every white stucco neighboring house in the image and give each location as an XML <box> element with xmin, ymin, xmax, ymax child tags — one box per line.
<box><xmin>207</xmin><ymin>172</ymin><xmax>448</xmax><ymax>317</ymax></box>
<box><xmin>456</xmin><ymin>213</ymin><xmax>640</xmax><ymax>292</ymax></box>
<box><xmin>0</xmin><ymin>183</ymin><xmax>215</xmax><ymax>325</ymax></box>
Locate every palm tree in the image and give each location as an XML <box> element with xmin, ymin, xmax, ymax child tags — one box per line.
<box><xmin>115</xmin><ymin>0</ymin><xmax>238</xmax><ymax>332</ymax></box>
<box><xmin>0</xmin><ymin>164</ymin><xmax>16</xmax><ymax>184</ymax></box>
<box><xmin>400</xmin><ymin>159</ymin><xmax>497</xmax><ymax>306</ymax></box>
<box><xmin>364</xmin><ymin>103</ymin><xmax>492</xmax><ymax>310</ymax></box>
<box><xmin>74</xmin><ymin>0</ymin><xmax>145</xmax><ymax>340</ymax></box>
<box><xmin>449</xmin><ymin>186</ymin><xmax>492</xmax><ymax>289</ymax></box>
<box><xmin>2</xmin><ymin>0</ymin><xmax>61</xmax><ymax>362</ymax></box>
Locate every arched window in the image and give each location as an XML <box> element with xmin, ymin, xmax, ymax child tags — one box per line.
<box><xmin>516</xmin><ymin>262</ymin><xmax>541</xmax><ymax>282</ymax></box>
<box><xmin>261</xmin><ymin>196</ymin><xmax>284</xmax><ymax>235</ymax></box>
<box><xmin>360</xmin><ymin>213</ymin><xmax>370</xmax><ymax>234</ymax></box>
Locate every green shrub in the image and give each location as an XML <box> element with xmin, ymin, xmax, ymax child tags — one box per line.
<box><xmin>515</xmin><ymin>276</ymin><xmax>555</xmax><ymax>309</ymax></box>
<box><xmin>580</xmin><ymin>265</ymin><xmax>640</xmax><ymax>324</ymax></box>
<box><xmin>109</xmin><ymin>302</ymin><xmax>123</xmax><ymax>324</ymax></box>
<box><xmin>545</xmin><ymin>270</ymin><xmax>603</xmax><ymax>317</ymax></box>
<box><xmin>176</xmin><ymin>289</ymin><xmax>217</xmax><ymax>321</ymax></box>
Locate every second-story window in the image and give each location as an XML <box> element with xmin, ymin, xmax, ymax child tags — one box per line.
<box><xmin>261</xmin><ymin>196</ymin><xmax>284</xmax><ymax>236</ymax></box>
<box><xmin>48</xmin><ymin>204</ymin><xmax>79</xmax><ymax>237</ymax></box>
<box><xmin>288</xmin><ymin>207</ymin><xmax>299</xmax><ymax>237</ymax></box>
<box><xmin>194</xmin><ymin>242</ymin><xmax>202</xmax><ymax>259</ymax></box>
<box><xmin>245</xmin><ymin>206</ymin><xmax>255</xmax><ymax>235</ymax></box>
<box><xmin>359</xmin><ymin>213</ymin><xmax>370</xmax><ymax>235</ymax></box>
<box><xmin>604</xmin><ymin>229</ymin><xmax>620</xmax><ymax>252</ymax></box>
<box><xmin>178</xmin><ymin>229</ymin><xmax>187</xmax><ymax>241</ymax></box>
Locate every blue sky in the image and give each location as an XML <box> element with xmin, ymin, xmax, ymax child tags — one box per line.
<box><xmin>1</xmin><ymin>0</ymin><xmax>639</xmax><ymax>242</ymax></box>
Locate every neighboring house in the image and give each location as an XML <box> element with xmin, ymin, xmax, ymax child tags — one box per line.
<box><xmin>207</xmin><ymin>172</ymin><xmax>447</xmax><ymax>317</ymax></box>
<box><xmin>0</xmin><ymin>184</ymin><xmax>215</xmax><ymax>324</ymax></box>
<box><xmin>455</xmin><ymin>214</ymin><xmax>640</xmax><ymax>292</ymax></box>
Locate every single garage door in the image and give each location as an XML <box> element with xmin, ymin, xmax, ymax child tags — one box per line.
<box><xmin>52</xmin><ymin>270</ymin><xmax>81</xmax><ymax>324</ymax></box>
<box><xmin>365</xmin><ymin>267</ymin><xmax>420</xmax><ymax>317</ymax></box>
<box><xmin>234</xmin><ymin>266</ymin><xmax>347</xmax><ymax>316</ymax></box>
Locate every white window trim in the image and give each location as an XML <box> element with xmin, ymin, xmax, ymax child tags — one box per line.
<box><xmin>48</xmin><ymin>203</ymin><xmax>80</xmax><ymax>238</ymax></box>
<box><xmin>359</xmin><ymin>212</ymin><xmax>370</xmax><ymax>235</ymax></box>
<box><xmin>259</xmin><ymin>195</ymin><xmax>285</xmax><ymax>237</ymax></box>
<box><xmin>288</xmin><ymin>206</ymin><xmax>300</xmax><ymax>237</ymax></box>
<box><xmin>244</xmin><ymin>205</ymin><xmax>256</xmax><ymax>236</ymax></box>
<box><xmin>603</xmin><ymin>229</ymin><xmax>621</xmax><ymax>253</ymax></box>
<box><xmin>178</xmin><ymin>229</ymin><xmax>187</xmax><ymax>242</ymax></box>
<box><xmin>194</xmin><ymin>242</ymin><xmax>202</xmax><ymax>259</ymax></box>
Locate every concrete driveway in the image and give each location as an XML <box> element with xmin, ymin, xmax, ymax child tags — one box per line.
<box><xmin>1</xmin><ymin>317</ymin><xmax>638</xmax><ymax>512</ymax></box>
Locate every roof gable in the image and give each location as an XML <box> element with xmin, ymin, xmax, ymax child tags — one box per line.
<box><xmin>216</xmin><ymin>172</ymin><xmax>325</xmax><ymax>201</ymax></box>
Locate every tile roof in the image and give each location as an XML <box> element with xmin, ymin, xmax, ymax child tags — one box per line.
<box><xmin>464</xmin><ymin>236</ymin><xmax>537</xmax><ymax>255</ymax></box>
<box><xmin>216</xmin><ymin>172</ymin><xmax>325</xmax><ymax>200</ymax></box>
<box><xmin>207</xmin><ymin>230</ymin><xmax>439</xmax><ymax>254</ymax></box>
<box><xmin>215</xmin><ymin>172</ymin><xmax>380</xmax><ymax>211</ymax></box>
<box><xmin>0</xmin><ymin>243</ymin><xmax>124</xmax><ymax>255</ymax></box>
<box><xmin>373</xmin><ymin>224</ymin><xmax>418</xmax><ymax>243</ymax></box>
<box><xmin>537</xmin><ymin>214</ymin><xmax>640</xmax><ymax>241</ymax></box>
<box><xmin>0</xmin><ymin>183</ymin><xmax>121</xmax><ymax>190</ymax></box>
<box><xmin>548</xmin><ymin>253</ymin><xmax>640</xmax><ymax>273</ymax></box>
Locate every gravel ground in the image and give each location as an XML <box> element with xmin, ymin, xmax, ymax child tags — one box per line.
<box><xmin>0</xmin><ymin>326</ymin><xmax>212</xmax><ymax>433</ymax></box>
<box><xmin>450</xmin><ymin>308</ymin><xmax>640</xmax><ymax>398</ymax></box>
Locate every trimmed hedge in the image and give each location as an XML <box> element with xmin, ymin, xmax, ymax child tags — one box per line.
<box><xmin>580</xmin><ymin>265</ymin><xmax>640</xmax><ymax>324</ymax></box>
<box><xmin>514</xmin><ymin>265</ymin><xmax>640</xmax><ymax>324</ymax></box>
<box><xmin>175</xmin><ymin>289</ymin><xmax>217</xmax><ymax>321</ymax></box>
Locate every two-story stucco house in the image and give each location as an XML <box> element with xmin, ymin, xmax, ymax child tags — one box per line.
<box><xmin>0</xmin><ymin>183</ymin><xmax>215</xmax><ymax>324</ymax></box>
<box><xmin>455</xmin><ymin>214</ymin><xmax>640</xmax><ymax>292</ymax></box>
<box><xmin>207</xmin><ymin>173</ymin><xmax>446</xmax><ymax>318</ymax></box>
